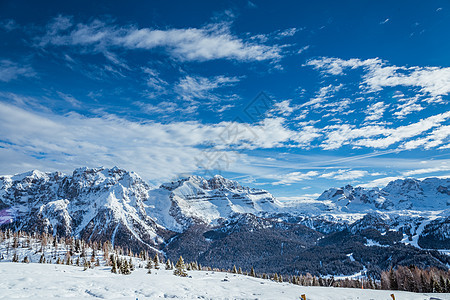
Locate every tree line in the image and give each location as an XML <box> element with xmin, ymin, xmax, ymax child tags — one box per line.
<box><xmin>1</xmin><ymin>228</ymin><xmax>449</xmax><ymax>293</ymax></box>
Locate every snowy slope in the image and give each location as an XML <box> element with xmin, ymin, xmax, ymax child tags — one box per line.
<box><xmin>1</xmin><ymin>263</ymin><xmax>448</xmax><ymax>300</ymax></box>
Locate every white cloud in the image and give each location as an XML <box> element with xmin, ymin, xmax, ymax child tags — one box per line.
<box><xmin>271</xmin><ymin>171</ymin><xmax>320</xmax><ymax>185</ymax></box>
<box><xmin>277</xmin><ymin>27</ymin><xmax>298</xmax><ymax>37</ymax></box>
<box><xmin>0</xmin><ymin>101</ymin><xmax>310</xmax><ymax>181</ymax></box>
<box><xmin>393</xmin><ymin>96</ymin><xmax>424</xmax><ymax>119</ymax></box>
<box><xmin>297</xmin><ymin>45</ymin><xmax>310</xmax><ymax>54</ymax></box>
<box><xmin>0</xmin><ymin>60</ymin><xmax>35</xmax><ymax>82</ymax></box>
<box><xmin>359</xmin><ymin>176</ymin><xmax>403</xmax><ymax>188</ymax></box>
<box><xmin>305</xmin><ymin>57</ymin><xmax>381</xmax><ymax>76</ymax></box>
<box><xmin>56</xmin><ymin>92</ymin><xmax>82</xmax><ymax>107</ymax></box>
<box><xmin>301</xmin><ymin>84</ymin><xmax>343</xmax><ymax>108</ymax></box>
<box><xmin>402</xmin><ymin>125</ymin><xmax>450</xmax><ymax>150</ymax></box>
<box><xmin>37</xmin><ymin>16</ymin><xmax>283</xmax><ymax>62</ymax></box>
<box><xmin>306</xmin><ymin>57</ymin><xmax>450</xmax><ymax>102</ymax></box>
<box><xmin>403</xmin><ymin>165</ymin><xmax>450</xmax><ymax>176</ymax></box>
<box><xmin>321</xmin><ymin>111</ymin><xmax>450</xmax><ymax>150</ymax></box>
<box><xmin>175</xmin><ymin>75</ymin><xmax>240</xmax><ymax>101</ymax></box>
<box><xmin>271</xmin><ymin>99</ymin><xmax>297</xmax><ymax>116</ymax></box>
<box><xmin>364</xmin><ymin>101</ymin><xmax>388</xmax><ymax>121</ymax></box>
<box><xmin>320</xmin><ymin>169</ymin><xmax>369</xmax><ymax>180</ymax></box>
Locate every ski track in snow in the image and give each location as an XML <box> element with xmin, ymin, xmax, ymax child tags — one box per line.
<box><xmin>0</xmin><ymin>263</ymin><xmax>449</xmax><ymax>300</ymax></box>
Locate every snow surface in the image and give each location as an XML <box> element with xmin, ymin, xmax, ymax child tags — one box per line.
<box><xmin>0</xmin><ymin>263</ymin><xmax>448</xmax><ymax>300</ymax></box>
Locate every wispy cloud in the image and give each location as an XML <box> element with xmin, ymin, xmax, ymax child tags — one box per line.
<box><xmin>320</xmin><ymin>169</ymin><xmax>370</xmax><ymax>181</ymax></box>
<box><xmin>0</xmin><ymin>60</ymin><xmax>35</xmax><ymax>82</ymax></box>
<box><xmin>36</xmin><ymin>16</ymin><xmax>284</xmax><ymax>63</ymax></box>
<box><xmin>359</xmin><ymin>176</ymin><xmax>403</xmax><ymax>188</ymax></box>
<box><xmin>364</xmin><ymin>101</ymin><xmax>388</xmax><ymax>121</ymax></box>
<box><xmin>403</xmin><ymin>164</ymin><xmax>450</xmax><ymax>177</ymax></box>
<box><xmin>175</xmin><ymin>75</ymin><xmax>240</xmax><ymax>101</ymax></box>
<box><xmin>271</xmin><ymin>171</ymin><xmax>319</xmax><ymax>185</ymax></box>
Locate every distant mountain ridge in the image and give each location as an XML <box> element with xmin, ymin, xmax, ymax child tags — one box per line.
<box><xmin>0</xmin><ymin>167</ymin><xmax>449</xmax><ymax>277</ymax></box>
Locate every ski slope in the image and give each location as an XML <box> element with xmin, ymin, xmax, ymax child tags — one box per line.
<box><xmin>0</xmin><ymin>263</ymin><xmax>448</xmax><ymax>300</ymax></box>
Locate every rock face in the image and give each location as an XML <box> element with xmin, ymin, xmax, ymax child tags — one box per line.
<box><xmin>1</xmin><ymin>167</ymin><xmax>449</xmax><ymax>277</ymax></box>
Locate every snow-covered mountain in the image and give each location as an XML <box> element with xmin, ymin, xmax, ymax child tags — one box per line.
<box><xmin>316</xmin><ymin>178</ymin><xmax>450</xmax><ymax>212</ymax></box>
<box><xmin>0</xmin><ymin>167</ymin><xmax>284</xmax><ymax>249</ymax></box>
<box><xmin>1</xmin><ymin>167</ymin><xmax>449</xmax><ymax>277</ymax></box>
<box><xmin>0</xmin><ymin>167</ymin><xmax>168</xmax><ymax>252</ymax></box>
<box><xmin>145</xmin><ymin>175</ymin><xmax>282</xmax><ymax>232</ymax></box>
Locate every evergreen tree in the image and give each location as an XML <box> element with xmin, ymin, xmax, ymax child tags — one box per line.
<box><xmin>238</xmin><ymin>267</ymin><xmax>243</xmax><ymax>274</ymax></box>
<box><xmin>111</xmin><ymin>259</ymin><xmax>118</xmax><ymax>274</ymax></box>
<box><xmin>173</xmin><ymin>256</ymin><xmax>188</xmax><ymax>277</ymax></box>
<box><xmin>250</xmin><ymin>267</ymin><xmax>256</xmax><ymax>277</ymax></box>
<box><xmin>129</xmin><ymin>258</ymin><xmax>135</xmax><ymax>271</ymax></box>
<box><xmin>121</xmin><ymin>260</ymin><xmax>131</xmax><ymax>275</ymax></box>
<box><xmin>146</xmin><ymin>259</ymin><xmax>153</xmax><ymax>270</ymax></box>
<box><xmin>165</xmin><ymin>259</ymin><xmax>172</xmax><ymax>270</ymax></box>
<box><xmin>231</xmin><ymin>265</ymin><xmax>237</xmax><ymax>274</ymax></box>
<box><xmin>273</xmin><ymin>273</ymin><xmax>279</xmax><ymax>282</ymax></box>
<box><xmin>153</xmin><ymin>254</ymin><xmax>160</xmax><ymax>269</ymax></box>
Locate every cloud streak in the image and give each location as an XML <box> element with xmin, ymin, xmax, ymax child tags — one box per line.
<box><xmin>37</xmin><ymin>16</ymin><xmax>283</xmax><ymax>63</ymax></box>
<box><xmin>0</xmin><ymin>60</ymin><xmax>35</xmax><ymax>82</ymax></box>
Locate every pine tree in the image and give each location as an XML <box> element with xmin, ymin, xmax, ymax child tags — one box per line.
<box><xmin>121</xmin><ymin>259</ymin><xmax>131</xmax><ymax>275</ymax></box>
<box><xmin>250</xmin><ymin>267</ymin><xmax>256</xmax><ymax>277</ymax></box>
<box><xmin>173</xmin><ymin>256</ymin><xmax>188</xmax><ymax>277</ymax></box>
<box><xmin>279</xmin><ymin>275</ymin><xmax>283</xmax><ymax>283</ymax></box>
<box><xmin>146</xmin><ymin>259</ymin><xmax>153</xmax><ymax>270</ymax></box>
<box><xmin>111</xmin><ymin>260</ymin><xmax>118</xmax><ymax>274</ymax></box>
<box><xmin>129</xmin><ymin>258</ymin><xmax>135</xmax><ymax>271</ymax></box>
<box><xmin>153</xmin><ymin>254</ymin><xmax>160</xmax><ymax>269</ymax></box>
<box><xmin>273</xmin><ymin>273</ymin><xmax>279</xmax><ymax>282</ymax></box>
<box><xmin>165</xmin><ymin>259</ymin><xmax>172</xmax><ymax>270</ymax></box>
<box><xmin>231</xmin><ymin>265</ymin><xmax>237</xmax><ymax>274</ymax></box>
<box><xmin>238</xmin><ymin>267</ymin><xmax>243</xmax><ymax>274</ymax></box>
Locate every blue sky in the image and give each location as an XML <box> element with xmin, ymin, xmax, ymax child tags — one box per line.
<box><xmin>0</xmin><ymin>0</ymin><xmax>449</xmax><ymax>199</ymax></box>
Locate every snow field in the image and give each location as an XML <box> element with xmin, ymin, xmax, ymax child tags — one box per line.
<box><xmin>0</xmin><ymin>263</ymin><xmax>449</xmax><ymax>300</ymax></box>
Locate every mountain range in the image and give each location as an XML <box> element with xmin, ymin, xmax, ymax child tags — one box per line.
<box><xmin>0</xmin><ymin>167</ymin><xmax>449</xmax><ymax>277</ymax></box>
